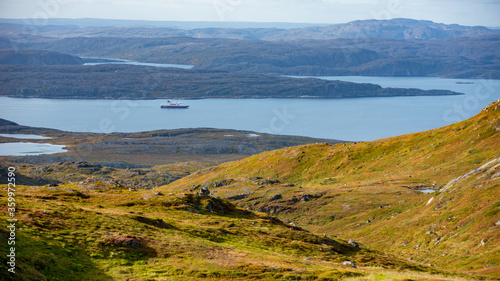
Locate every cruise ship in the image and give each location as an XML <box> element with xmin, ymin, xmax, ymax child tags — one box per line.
<box><xmin>160</xmin><ymin>101</ymin><xmax>189</xmax><ymax>108</ymax></box>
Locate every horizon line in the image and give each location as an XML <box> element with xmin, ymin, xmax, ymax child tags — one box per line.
<box><xmin>0</xmin><ymin>17</ymin><xmax>496</xmax><ymax>29</ymax></box>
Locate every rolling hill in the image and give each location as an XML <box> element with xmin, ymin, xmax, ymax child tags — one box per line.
<box><xmin>0</xmin><ymin>50</ymin><xmax>83</xmax><ymax>66</ymax></box>
<box><xmin>0</xmin><ymin>64</ymin><xmax>461</xmax><ymax>99</ymax></box>
<box><xmin>2</xmin><ymin>18</ymin><xmax>499</xmax><ymax>78</ymax></box>
<box><xmin>162</xmin><ymin>99</ymin><xmax>500</xmax><ymax>278</ymax></box>
<box><xmin>0</xmin><ymin>182</ymin><xmax>463</xmax><ymax>280</ymax></box>
<box><xmin>266</xmin><ymin>18</ymin><xmax>498</xmax><ymax>41</ymax></box>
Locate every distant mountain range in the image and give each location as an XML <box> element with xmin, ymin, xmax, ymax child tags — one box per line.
<box><xmin>0</xmin><ymin>18</ymin><xmax>498</xmax><ymax>40</ymax></box>
<box><xmin>267</xmin><ymin>18</ymin><xmax>498</xmax><ymax>40</ymax></box>
<box><xmin>6</xmin><ymin>35</ymin><xmax>497</xmax><ymax>78</ymax></box>
<box><xmin>0</xmin><ymin>18</ymin><xmax>328</xmax><ymax>29</ymax></box>
<box><xmin>0</xmin><ymin>17</ymin><xmax>498</xmax><ymax>98</ymax></box>
<box><xmin>1</xmin><ymin>18</ymin><xmax>498</xmax><ymax>79</ymax></box>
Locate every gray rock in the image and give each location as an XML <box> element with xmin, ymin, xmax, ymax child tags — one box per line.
<box><xmin>228</xmin><ymin>194</ymin><xmax>249</xmax><ymax>200</ymax></box>
<box><xmin>348</xmin><ymin>239</ymin><xmax>359</xmax><ymax>248</ymax></box>
<box><xmin>212</xmin><ymin>179</ymin><xmax>233</xmax><ymax>187</ymax></box>
<box><xmin>200</xmin><ymin>187</ymin><xmax>210</xmax><ymax>196</ymax></box>
<box><xmin>300</xmin><ymin>194</ymin><xmax>311</xmax><ymax>202</ymax></box>
<box><xmin>259</xmin><ymin>179</ymin><xmax>281</xmax><ymax>185</ymax></box>
<box><xmin>341</xmin><ymin>261</ymin><xmax>357</xmax><ymax>268</ymax></box>
<box><xmin>269</xmin><ymin>194</ymin><xmax>282</xmax><ymax>201</ymax></box>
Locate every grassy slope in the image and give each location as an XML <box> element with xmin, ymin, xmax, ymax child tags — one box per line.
<box><xmin>163</xmin><ymin>99</ymin><xmax>500</xmax><ymax>278</ymax></box>
<box><xmin>0</xmin><ymin>183</ymin><xmax>465</xmax><ymax>281</ymax></box>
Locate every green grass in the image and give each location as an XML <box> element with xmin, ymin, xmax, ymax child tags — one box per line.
<box><xmin>2</xmin><ymin>183</ymin><xmax>451</xmax><ymax>281</ymax></box>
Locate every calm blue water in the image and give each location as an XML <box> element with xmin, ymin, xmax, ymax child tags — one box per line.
<box><xmin>0</xmin><ymin>76</ymin><xmax>499</xmax><ymax>141</ymax></box>
<box><xmin>83</xmin><ymin>58</ymin><xmax>194</xmax><ymax>69</ymax></box>
<box><xmin>0</xmin><ymin>133</ymin><xmax>52</xmax><ymax>139</ymax></box>
<box><xmin>0</xmin><ymin>142</ymin><xmax>67</xmax><ymax>156</ymax></box>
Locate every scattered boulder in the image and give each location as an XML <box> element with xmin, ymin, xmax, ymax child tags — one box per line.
<box><xmin>341</xmin><ymin>261</ymin><xmax>357</xmax><ymax>268</ymax></box>
<box><xmin>269</xmin><ymin>194</ymin><xmax>282</xmax><ymax>201</ymax></box>
<box><xmin>202</xmin><ymin>179</ymin><xmax>233</xmax><ymax>189</ymax></box>
<box><xmin>258</xmin><ymin>178</ymin><xmax>281</xmax><ymax>185</ymax></box>
<box><xmin>212</xmin><ymin>179</ymin><xmax>233</xmax><ymax>187</ymax></box>
<box><xmin>205</xmin><ymin>197</ymin><xmax>228</xmax><ymax>214</ymax></box>
<box><xmin>266</xmin><ymin>206</ymin><xmax>281</xmax><ymax>214</ymax></box>
<box><xmin>300</xmin><ymin>194</ymin><xmax>312</xmax><ymax>202</ymax></box>
<box><xmin>348</xmin><ymin>239</ymin><xmax>359</xmax><ymax>248</ymax></box>
<box><xmin>228</xmin><ymin>193</ymin><xmax>249</xmax><ymax>200</ymax></box>
<box><xmin>200</xmin><ymin>187</ymin><xmax>210</xmax><ymax>196</ymax></box>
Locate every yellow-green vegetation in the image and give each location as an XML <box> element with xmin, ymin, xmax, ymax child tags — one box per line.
<box><xmin>0</xmin><ymin>183</ymin><xmax>465</xmax><ymax>280</ymax></box>
<box><xmin>163</xmin><ymin>99</ymin><xmax>500</xmax><ymax>278</ymax></box>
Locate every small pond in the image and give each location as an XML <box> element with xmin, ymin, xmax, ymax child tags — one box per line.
<box><xmin>0</xmin><ymin>142</ymin><xmax>67</xmax><ymax>156</ymax></box>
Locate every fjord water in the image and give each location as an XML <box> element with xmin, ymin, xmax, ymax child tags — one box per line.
<box><xmin>1</xmin><ymin>76</ymin><xmax>499</xmax><ymax>141</ymax></box>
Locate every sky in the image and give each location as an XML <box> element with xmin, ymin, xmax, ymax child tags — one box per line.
<box><xmin>0</xmin><ymin>0</ymin><xmax>500</xmax><ymax>27</ymax></box>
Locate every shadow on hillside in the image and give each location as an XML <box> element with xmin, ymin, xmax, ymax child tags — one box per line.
<box><xmin>0</xmin><ymin>228</ymin><xmax>112</xmax><ymax>281</ymax></box>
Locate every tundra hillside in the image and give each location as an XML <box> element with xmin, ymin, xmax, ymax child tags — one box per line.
<box><xmin>164</xmin><ymin>99</ymin><xmax>500</xmax><ymax>278</ymax></box>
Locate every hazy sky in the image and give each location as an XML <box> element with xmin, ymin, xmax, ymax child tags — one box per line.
<box><xmin>1</xmin><ymin>0</ymin><xmax>500</xmax><ymax>27</ymax></box>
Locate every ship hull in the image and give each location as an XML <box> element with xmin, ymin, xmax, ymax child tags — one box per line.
<box><xmin>161</xmin><ymin>105</ymin><xmax>189</xmax><ymax>108</ymax></box>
